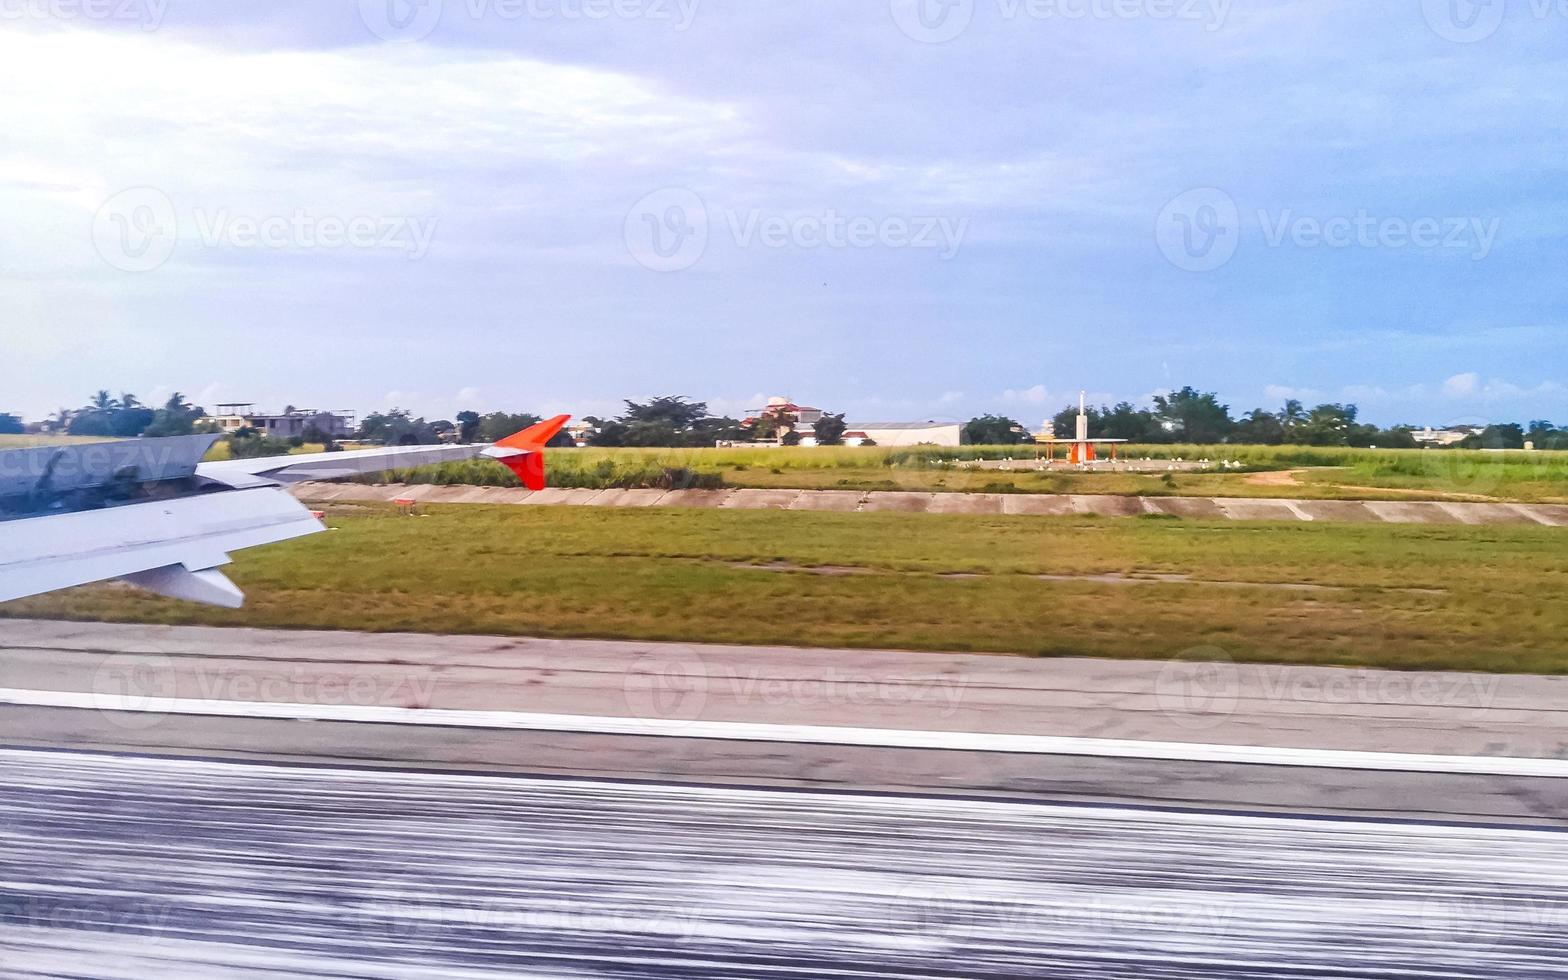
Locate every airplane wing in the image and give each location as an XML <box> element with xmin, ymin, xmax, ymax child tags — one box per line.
<box><xmin>0</xmin><ymin>415</ymin><xmax>570</xmax><ymax>609</ymax></box>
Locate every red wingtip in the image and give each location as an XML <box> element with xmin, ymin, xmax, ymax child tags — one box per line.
<box><xmin>492</xmin><ymin>414</ymin><xmax>570</xmax><ymax>491</ymax></box>
<box><xmin>496</xmin><ymin>414</ymin><xmax>572</xmax><ymax>452</ymax></box>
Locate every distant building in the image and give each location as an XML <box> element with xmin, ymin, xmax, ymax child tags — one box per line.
<box><xmin>740</xmin><ymin>396</ymin><xmax>826</xmax><ymax>445</ymax></box>
<box><xmin>201</xmin><ymin>404</ymin><xmax>355</xmax><ymax>440</ymax></box>
<box><xmin>843</xmin><ymin>421</ymin><xmax>962</xmax><ymax>447</ymax></box>
<box><xmin>565</xmin><ymin>421</ymin><xmax>596</xmax><ymax>447</ymax></box>
<box><xmin>1411</xmin><ymin>425</ymin><xmax>1481</xmax><ymax>447</ymax></box>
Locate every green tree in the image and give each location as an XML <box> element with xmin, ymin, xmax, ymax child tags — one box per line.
<box><xmin>0</xmin><ymin>413</ymin><xmax>23</xmax><ymax>435</ymax></box>
<box><xmin>1051</xmin><ymin>405</ymin><xmax>1102</xmax><ymax>441</ymax></box>
<box><xmin>456</xmin><ymin>411</ymin><xmax>482</xmax><ymax>443</ymax></box>
<box><xmin>70</xmin><ymin>390</ymin><xmax>153</xmax><ymax>437</ymax></box>
<box><xmin>141</xmin><ymin>392</ymin><xmax>204</xmax><ymax>438</ymax></box>
<box><xmin>1234</xmin><ymin>408</ymin><xmax>1286</xmax><ymax>445</ymax></box>
<box><xmin>476</xmin><ymin>412</ymin><xmax>541</xmax><ymax>442</ymax></box>
<box><xmin>1153</xmin><ymin>387</ymin><xmax>1233</xmax><ymax>443</ymax></box>
<box><xmin>226</xmin><ymin>428</ymin><xmax>293</xmax><ymax>458</ymax></box>
<box><xmin>359</xmin><ymin>408</ymin><xmax>439</xmax><ymax>445</ymax></box>
<box><xmin>1460</xmin><ymin>423</ymin><xmax>1526</xmax><ymax>450</ymax></box>
<box><xmin>814</xmin><ymin>413</ymin><xmax>849</xmax><ymax>446</ymax></box>
<box><xmin>1290</xmin><ymin>403</ymin><xmax>1357</xmax><ymax>446</ymax></box>
<box><xmin>622</xmin><ymin>396</ymin><xmax>708</xmax><ymax>431</ymax></box>
<box><xmin>964</xmin><ymin>415</ymin><xmax>1030</xmax><ymax>445</ymax></box>
<box><xmin>1099</xmin><ymin>402</ymin><xmax>1160</xmax><ymax>442</ymax></box>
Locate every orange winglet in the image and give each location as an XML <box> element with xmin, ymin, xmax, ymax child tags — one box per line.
<box><xmin>489</xmin><ymin>415</ymin><xmax>571</xmax><ymax>491</ymax></box>
<box><xmin>496</xmin><ymin>415</ymin><xmax>572</xmax><ymax>452</ymax></box>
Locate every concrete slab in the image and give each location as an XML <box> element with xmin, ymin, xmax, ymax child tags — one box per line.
<box><xmin>288</xmin><ymin>483</ymin><xmax>1568</xmax><ymax>529</ymax></box>
<box><xmin>1072</xmin><ymin>495</ymin><xmax>1145</xmax><ymax>518</ymax></box>
<box><xmin>1518</xmin><ymin>504</ymin><xmax>1568</xmax><ymax>527</ymax></box>
<box><xmin>1295</xmin><ymin>500</ymin><xmax>1383</xmax><ymax>523</ymax></box>
<box><xmin>584</xmin><ymin>489</ymin><xmax>670</xmax><ymax>508</ymax></box>
<box><xmin>658</xmin><ymin>489</ymin><xmax>733</xmax><ymax>509</ymax></box>
<box><xmin>722</xmin><ymin>489</ymin><xmax>803</xmax><ymax>510</ymax></box>
<box><xmin>1215</xmin><ymin>498</ymin><xmax>1308</xmax><ymax>522</ymax></box>
<box><xmin>1442</xmin><ymin>502</ymin><xmax>1535</xmax><ymax>526</ymax></box>
<box><xmin>861</xmin><ymin>492</ymin><xmax>935</xmax><ymax>513</ymax></box>
<box><xmin>787</xmin><ymin>490</ymin><xmax>867</xmax><ymax>512</ymax></box>
<box><xmin>927</xmin><ymin>493</ymin><xmax>1009</xmax><ymax>515</ymax></box>
<box><xmin>1001</xmin><ymin>495</ymin><xmax>1077</xmax><ymax>517</ymax></box>
<box><xmin>1144</xmin><ymin>497</ymin><xmax>1227</xmax><ymax>520</ymax></box>
<box><xmin>518</xmin><ymin>488</ymin><xmax>601</xmax><ymax>506</ymax></box>
<box><xmin>1363</xmin><ymin>501</ymin><xmax>1455</xmax><ymax>524</ymax></box>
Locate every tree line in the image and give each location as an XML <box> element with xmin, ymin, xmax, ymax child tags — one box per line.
<box><xmin>967</xmin><ymin>387</ymin><xmax>1568</xmax><ymax>449</ymax></box>
<box><xmin>10</xmin><ymin>388</ymin><xmax>1565</xmax><ymax>451</ymax></box>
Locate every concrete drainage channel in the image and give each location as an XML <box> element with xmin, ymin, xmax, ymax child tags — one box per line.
<box><xmin>292</xmin><ymin>482</ymin><xmax>1568</xmax><ymax>527</ymax></box>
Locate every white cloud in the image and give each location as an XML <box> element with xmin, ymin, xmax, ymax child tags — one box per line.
<box><xmin>1442</xmin><ymin>372</ymin><xmax>1480</xmax><ymax>398</ymax></box>
<box><xmin>1263</xmin><ymin>384</ymin><xmax>1318</xmax><ymax>403</ymax></box>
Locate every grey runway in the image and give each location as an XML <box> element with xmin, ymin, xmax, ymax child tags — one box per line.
<box><xmin>1</xmin><ymin>748</ymin><xmax>1565</xmax><ymax>979</ymax></box>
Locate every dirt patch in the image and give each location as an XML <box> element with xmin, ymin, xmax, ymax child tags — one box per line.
<box><xmin>1244</xmin><ymin>468</ymin><xmax>1310</xmax><ymax>488</ymax></box>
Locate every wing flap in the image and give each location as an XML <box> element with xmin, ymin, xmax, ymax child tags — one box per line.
<box><xmin>0</xmin><ymin>489</ymin><xmax>323</xmax><ymax>606</ymax></box>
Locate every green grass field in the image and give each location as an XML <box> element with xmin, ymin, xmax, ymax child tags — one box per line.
<box><xmin>7</xmin><ymin>503</ymin><xmax>1566</xmax><ymax>673</ymax></box>
<box><xmin>0</xmin><ymin>434</ymin><xmax>111</xmax><ymax>448</ymax></box>
<box><xmin>374</xmin><ymin>444</ymin><xmax>1568</xmax><ymax>503</ymax></box>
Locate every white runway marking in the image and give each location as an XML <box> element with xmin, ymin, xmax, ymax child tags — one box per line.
<box><xmin>5</xmin><ymin>686</ymin><xmax>1567</xmax><ymax>778</ymax></box>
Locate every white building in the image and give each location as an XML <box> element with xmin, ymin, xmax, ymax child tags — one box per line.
<box><xmin>843</xmin><ymin>421</ymin><xmax>962</xmax><ymax>447</ymax></box>
<box><xmin>201</xmin><ymin>404</ymin><xmax>355</xmax><ymax>440</ymax></box>
<box><xmin>1411</xmin><ymin>426</ymin><xmax>1481</xmax><ymax>447</ymax></box>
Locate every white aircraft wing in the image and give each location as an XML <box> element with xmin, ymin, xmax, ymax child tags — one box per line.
<box><xmin>196</xmin><ymin>442</ymin><xmax>491</xmax><ymax>487</ymax></box>
<box><xmin>0</xmin><ymin>415</ymin><xmax>570</xmax><ymax>609</ymax></box>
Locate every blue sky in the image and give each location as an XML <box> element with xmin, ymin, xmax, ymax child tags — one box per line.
<box><xmin>0</xmin><ymin>0</ymin><xmax>1563</xmax><ymax>427</ymax></box>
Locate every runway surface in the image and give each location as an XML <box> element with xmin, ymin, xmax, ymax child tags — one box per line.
<box><xmin>3</xmin><ymin>748</ymin><xmax>1566</xmax><ymax>978</ymax></box>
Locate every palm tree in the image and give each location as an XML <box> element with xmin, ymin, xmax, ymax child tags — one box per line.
<box><xmin>118</xmin><ymin>393</ymin><xmax>141</xmax><ymax>410</ymax></box>
<box><xmin>88</xmin><ymin>390</ymin><xmax>117</xmax><ymax>412</ymax></box>
<box><xmin>164</xmin><ymin>392</ymin><xmax>190</xmax><ymax>413</ymax></box>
